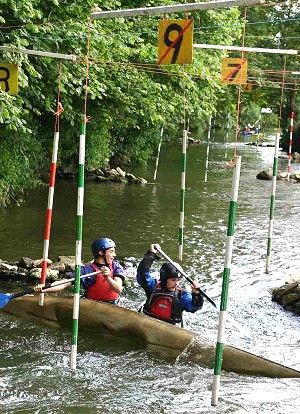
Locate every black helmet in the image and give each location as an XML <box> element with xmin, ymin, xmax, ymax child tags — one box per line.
<box><xmin>91</xmin><ymin>238</ymin><xmax>116</xmax><ymax>257</ymax></box>
<box><xmin>159</xmin><ymin>262</ymin><xmax>182</xmax><ymax>287</ymax></box>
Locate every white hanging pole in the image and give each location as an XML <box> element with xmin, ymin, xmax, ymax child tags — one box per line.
<box><xmin>154</xmin><ymin>126</ymin><xmax>164</xmax><ymax>181</ymax></box>
<box><xmin>212</xmin><ymin>115</ymin><xmax>216</xmax><ymax>141</ymax></box>
<box><xmin>0</xmin><ymin>46</ymin><xmax>77</xmax><ymax>61</ymax></box>
<box><xmin>265</xmin><ymin>133</ymin><xmax>280</xmax><ymax>274</ymax></box>
<box><xmin>178</xmin><ymin>129</ymin><xmax>188</xmax><ymax>261</ymax></box>
<box><xmin>193</xmin><ymin>43</ymin><xmax>297</xmax><ymax>55</ymax></box>
<box><xmin>204</xmin><ymin>115</ymin><xmax>213</xmax><ymax>183</ymax></box>
<box><xmin>287</xmin><ymin>111</ymin><xmax>294</xmax><ymax>181</ymax></box>
<box><xmin>224</xmin><ymin>112</ymin><xmax>230</xmax><ymax>160</ymax></box>
<box><xmin>91</xmin><ymin>1</ymin><xmax>265</xmax><ymax>19</ymax></box>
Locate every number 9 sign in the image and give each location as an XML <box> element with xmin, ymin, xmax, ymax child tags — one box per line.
<box><xmin>158</xmin><ymin>19</ymin><xmax>193</xmax><ymax>65</ymax></box>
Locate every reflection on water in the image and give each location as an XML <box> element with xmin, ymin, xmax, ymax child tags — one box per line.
<box><xmin>1</xmin><ymin>139</ymin><xmax>300</xmax><ymax>413</ymax></box>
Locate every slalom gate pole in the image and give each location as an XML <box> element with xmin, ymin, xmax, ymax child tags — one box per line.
<box><xmin>39</xmin><ymin>71</ymin><xmax>63</xmax><ymax>306</ymax></box>
<box><xmin>204</xmin><ymin>115</ymin><xmax>212</xmax><ymax>183</ymax></box>
<box><xmin>153</xmin><ymin>126</ymin><xmax>164</xmax><ymax>181</ymax></box>
<box><xmin>71</xmin><ymin>26</ymin><xmax>91</xmax><ymax>369</ymax></box>
<box><xmin>265</xmin><ymin>132</ymin><xmax>280</xmax><ymax>274</ymax></box>
<box><xmin>71</xmin><ymin>117</ymin><xmax>87</xmax><ymax>370</ymax></box>
<box><xmin>224</xmin><ymin>112</ymin><xmax>230</xmax><ymax>160</ymax></box>
<box><xmin>211</xmin><ymin>155</ymin><xmax>241</xmax><ymax>407</ymax></box>
<box><xmin>287</xmin><ymin>111</ymin><xmax>294</xmax><ymax>181</ymax></box>
<box><xmin>212</xmin><ymin>115</ymin><xmax>216</xmax><ymax>139</ymax></box>
<box><xmin>257</xmin><ymin>120</ymin><xmax>261</xmax><ymax>152</ymax></box>
<box><xmin>179</xmin><ymin>129</ymin><xmax>188</xmax><ymax>261</ymax></box>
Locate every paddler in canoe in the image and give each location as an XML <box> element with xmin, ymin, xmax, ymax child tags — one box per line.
<box><xmin>3</xmin><ymin>242</ymin><xmax>300</xmax><ymax>379</ymax></box>
<box><xmin>137</xmin><ymin>243</ymin><xmax>204</xmax><ymax>325</ymax></box>
<box><xmin>34</xmin><ymin>237</ymin><xmax>125</xmax><ymax>304</ymax></box>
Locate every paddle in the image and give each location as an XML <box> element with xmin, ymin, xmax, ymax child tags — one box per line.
<box><xmin>156</xmin><ymin>247</ymin><xmax>254</xmax><ymax>338</ymax></box>
<box><xmin>0</xmin><ymin>270</ymin><xmax>101</xmax><ymax>309</ymax></box>
<box><xmin>156</xmin><ymin>247</ymin><xmax>217</xmax><ymax>309</ymax></box>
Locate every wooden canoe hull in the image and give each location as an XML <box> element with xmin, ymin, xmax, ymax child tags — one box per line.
<box><xmin>3</xmin><ymin>295</ymin><xmax>300</xmax><ymax>378</ymax></box>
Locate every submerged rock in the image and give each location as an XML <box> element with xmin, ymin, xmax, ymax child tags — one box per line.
<box><xmin>57</xmin><ymin>165</ymin><xmax>147</xmax><ymax>185</ymax></box>
<box><xmin>257</xmin><ymin>168</ymin><xmax>273</xmax><ymax>180</ymax></box>
<box><xmin>0</xmin><ymin>255</ymin><xmax>137</xmax><ymax>284</ymax></box>
<box><xmin>272</xmin><ymin>280</ymin><xmax>300</xmax><ymax>316</ymax></box>
<box><xmin>257</xmin><ymin>168</ymin><xmax>300</xmax><ymax>182</ymax></box>
<box><xmin>18</xmin><ymin>257</ymin><xmax>34</xmax><ymax>269</ymax></box>
<box><xmin>30</xmin><ymin>268</ymin><xmax>60</xmax><ymax>281</ymax></box>
<box><xmin>58</xmin><ymin>255</ymin><xmax>76</xmax><ymax>272</ymax></box>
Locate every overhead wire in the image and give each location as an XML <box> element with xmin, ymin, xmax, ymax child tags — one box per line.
<box><xmin>0</xmin><ymin>0</ymin><xmax>299</xmax><ymax>35</ymax></box>
<box><xmin>0</xmin><ymin>4</ymin><xmax>299</xmax><ymax>102</ymax></box>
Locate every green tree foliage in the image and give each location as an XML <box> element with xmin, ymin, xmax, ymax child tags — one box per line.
<box><xmin>3</xmin><ymin>1</ymin><xmax>297</xmax><ymax>206</ymax></box>
<box><xmin>0</xmin><ymin>1</ymin><xmax>244</xmax><ymax>205</ymax></box>
<box><xmin>240</xmin><ymin>1</ymin><xmax>300</xmax><ymax>133</ymax></box>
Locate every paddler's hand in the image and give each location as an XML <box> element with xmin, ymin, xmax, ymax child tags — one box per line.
<box><xmin>34</xmin><ymin>284</ymin><xmax>45</xmax><ymax>292</ymax></box>
<box><xmin>101</xmin><ymin>266</ymin><xmax>111</xmax><ymax>278</ymax></box>
<box><xmin>150</xmin><ymin>243</ymin><xmax>161</xmax><ymax>254</ymax></box>
<box><xmin>191</xmin><ymin>281</ymin><xmax>201</xmax><ymax>294</ymax></box>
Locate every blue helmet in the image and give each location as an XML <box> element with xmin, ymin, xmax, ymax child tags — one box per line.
<box><xmin>91</xmin><ymin>238</ymin><xmax>116</xmax><ymax>257</ymax></box>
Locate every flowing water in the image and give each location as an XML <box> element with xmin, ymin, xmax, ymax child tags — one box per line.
<box><xmin>0</xmin><ymin>135</ymin><xmax>300</xmax><ymax>413</ymax></box>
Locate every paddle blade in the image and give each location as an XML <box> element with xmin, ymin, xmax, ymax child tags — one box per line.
<box><xmin>0</xmin><ymin>293</ymin><xmax>13</xmax><ymax>309</ymax></box>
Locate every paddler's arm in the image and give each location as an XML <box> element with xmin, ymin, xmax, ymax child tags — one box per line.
<box><xmin>136</xmin><ymin>244</ymin><xmax>160</xmax><ymax>296</ymax></box>
<box><xmin>34</xmin><ymin>265</ymin><xmax>92</xmax><ymax>293</ymax></box>
<box><xmin>33</xmin><ymin>279</ymin><xmax>72</xmax><ymax>293</ymax></box>
<box><xmin>101</xmin><ymin>266</ymin><xmax>123</xmax><ymax>294</ymax></box>
<box><xmin>180</xmin><ymin>282</ymin><xmax>204</xmax><ymax>312</ymax></box>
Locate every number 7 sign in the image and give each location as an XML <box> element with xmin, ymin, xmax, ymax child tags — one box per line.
<box><xmin>221</xmin><ymin>58</ymin><xmax>248</xmax><ymax>85</ymax></box>
<box><xmin>158</xmin><ymin>19</ymin><xmax>193</xmax><ymax>65</ymax></box>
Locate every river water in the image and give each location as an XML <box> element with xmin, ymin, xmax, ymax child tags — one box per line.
<box><xmin>0</xmin><ymin>135</ymin><xmax>300</xmax><ymax>413</ymax></box>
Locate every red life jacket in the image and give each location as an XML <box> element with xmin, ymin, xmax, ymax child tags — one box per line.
<box><xmin>86</xmin><ymin>262</ymin><xmax>119</xmax><ymax>302</ymax></box>
<box><xmin>143</xmin><ymin>283</ymin><xmax>182</xmax><ymax>324</ymax></box>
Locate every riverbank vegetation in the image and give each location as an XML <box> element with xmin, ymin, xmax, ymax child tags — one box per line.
<box><xmin>0</xmin><ymin>1</ymin><xmax>299</xmax><ymax>206</ymax></box>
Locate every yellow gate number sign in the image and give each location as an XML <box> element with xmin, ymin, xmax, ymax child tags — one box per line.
<box><xmin>0</xmin><ymin>63</ymin><xmax>18</xmax><ymax>95</ymax></box>
<box><xmin>158</xmin><ymin>19</ymin><xmax>193</xmax><ymax>65</ymax></box>
<box><xmin>221</xmin><ymin>58</ymin><xmax>248</xmax><ymax>85</ymax></box>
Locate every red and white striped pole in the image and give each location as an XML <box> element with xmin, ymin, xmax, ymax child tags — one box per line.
<box><xmin>39</xmin><ymin>101</ymin><xmax>63</xmax><ymax>306</ymax></box>
<box><xmin>287</xmin><ymin>111</ymin><xmax>294</xmax><ymax>181</ymax></box>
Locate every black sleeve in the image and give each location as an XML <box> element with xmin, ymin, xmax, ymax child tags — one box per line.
<box><xmin>137</xmin><ymin>250</ymin><xmax>160</xmax><ymax>272</ymax></box>
<box><xmin>192</xmin><ymin>291</ymin><xmax>204</xmax><ymax>308</ymax></box>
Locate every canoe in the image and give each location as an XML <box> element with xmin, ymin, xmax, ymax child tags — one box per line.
<box><xmin>3</xmin><ymin>295</ymin><xmax>300</xmax><ymax>378</ymax></box>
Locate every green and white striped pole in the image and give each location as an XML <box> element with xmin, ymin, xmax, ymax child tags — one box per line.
<box><xmin>266</xmin><ymin>132</ymin><xmax>280</xmax><ymax>274</ymax></box>
<box><xmin>178</xmin><ymin>129</ymin><xmax>188</xmax><ymax>261</ymax></box>
<box><xmin>70</xmin><ymin>25</ymin><xmax>91</xmax><ymax>369</ymax></box>
<box><xmin>287</xmin><ymin>111</ymin><xmax>294</xmax><ymax>181</ymax></box>
<box><xmin>204</xmin><ymin>115</ymin><xmax>212</xmax><ymax>183</ymax></box>
<box><xmin>255</xmin><ymin>117</ymin><xmax>261</xmax><ymax>152</ymax></box>
<box><xmin>153</xmin><ymin>126</ymin><xmax>164</xmax><ymax>181</ymax></box>
<box><xmin>71</xmin><ymin>119</ymin><xmax>86</xmax><ymax>370</ymax></box>
<box><xmin>212</xmin><ymin>115</ymin><xmax>216</xmax><ymax>141</ymax></box>
<box><xmin>224</xmin><ymin>112</ymin><xmax>230</xmax><ymax>160</ymax></box>
<box><xmin>211</xmin><ymin>155</ymin><xmax>241</xmax><ymax>406</ymax></box>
